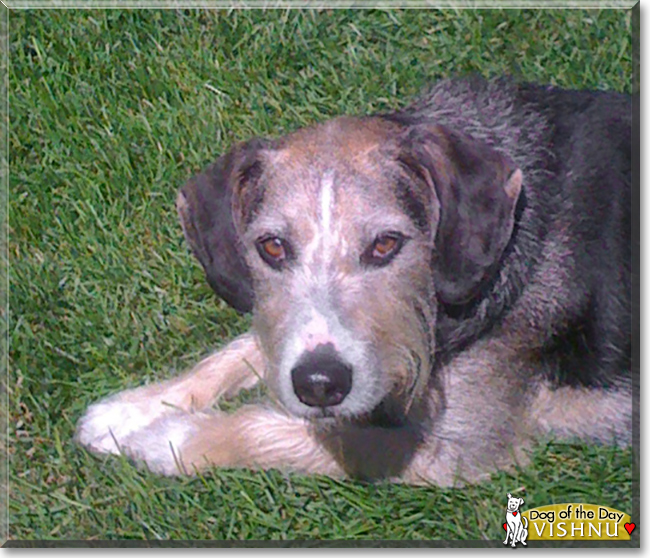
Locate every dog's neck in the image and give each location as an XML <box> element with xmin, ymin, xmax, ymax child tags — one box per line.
<box><xmin>507</xmin><ymin>509</ymin><xmax>520</xmax><ymax>515</ymax></box>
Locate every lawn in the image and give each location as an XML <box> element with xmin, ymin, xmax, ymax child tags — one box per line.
<box><xmin>8</xmin><ymin>8</ymin><xmax>635</xmax><ymax>543</ymax></box>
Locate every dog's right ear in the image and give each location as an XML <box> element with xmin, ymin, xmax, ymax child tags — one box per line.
<box><xmin>396</xmin><ymin>122</ymin><xmax>522</xmax><ymax>305</ymax></box>
<box><xmin>176</xmin><ymin>139</ymin><xmax>269</xmax><ymax>314</ymax></box>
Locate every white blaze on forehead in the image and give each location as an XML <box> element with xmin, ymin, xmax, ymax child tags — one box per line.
<box><xmin>319</xmin><ymin>169</ymin><xmax>335</xmax><ymax>234</ymax></box>
<box><xmin>303</xmin><ymin>169</ymin><xmax>339</xmax><ymax>265</ymax></box>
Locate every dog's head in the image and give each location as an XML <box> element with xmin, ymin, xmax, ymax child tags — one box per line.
<box><xmin>177</xmin><ymin>115</ymin><xmax>522</xmax><ymax>421</ymax></box>
<box><xmin>506</xmin><ymin>493</ymin><xmax>525</xmax><ymax>512</ymax></box>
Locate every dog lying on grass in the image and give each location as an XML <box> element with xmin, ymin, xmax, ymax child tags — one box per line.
<box><xmin>76</xmin><ymin>76</ymin><xmax>633</xmax><ymax>486</ymax></box>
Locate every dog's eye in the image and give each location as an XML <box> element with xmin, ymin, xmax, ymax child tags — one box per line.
<box><xmin>262</xmin><ymin>238</ymin><xmax>285</xmax><ymax>259</ymax></box>
<box><xmin>374</xmin><ymin>236</ymin><xmax>398</xmax><ymax>257</ymax></box>
<box><xmin>256</xmin><ymin>236</ymin><xmax>291</xmax><ymax>270</ymax></box>
<box><xmin>361</xmin><ymin>233</ymin><xmax>406</xmax><ymax>267</ymax></box>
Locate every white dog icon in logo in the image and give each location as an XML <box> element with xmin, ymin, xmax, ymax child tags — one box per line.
<box><xmin>503</xmin><ymin>493</ymin><xmax>528</xmax><ymax>547</ymax></box>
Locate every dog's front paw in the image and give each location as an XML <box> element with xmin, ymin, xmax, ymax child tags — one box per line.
<box><xmin>116</xmin><ymin>413</ymin><xmax>202</xmax><ymax>475</ymax></box>
<box><xmin>76</xmin><ymin>391</ymin><xmax>171</xmax><ymax>455</ymax></box>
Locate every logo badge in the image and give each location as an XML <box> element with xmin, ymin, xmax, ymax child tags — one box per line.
<box><xmin>503</xmin><ymin>493</ymin><xmax>528</xmax><ymax>547</ymax></box>
<box><xmin>501</xmin><ymin>494</ymin><xmax>635</xmax><ymax>543</ymax></box>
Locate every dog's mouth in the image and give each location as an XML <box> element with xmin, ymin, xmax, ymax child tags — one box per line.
<box><xmin>298</xmin><ymin>405</ymin><xmax>356</xmax><ymax>423</ymax></box>
<box><xmin>307</xmin><ymin>407</ymin><xmax>337</xmax><ymax>420</ymax></box>
<box><xmin>294</xmin><ymin>402</ymin><xmax>377</xmax><ymax>425</ymax></box>
<box><xmin>298</xmin><ymin>396</ymin><xmax>406</xmax><ymax>428</ymax></box>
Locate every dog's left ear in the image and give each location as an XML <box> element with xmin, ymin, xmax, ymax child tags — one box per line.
<box><xmin>176</xmin><ymin>139</ymin><xmax>269</xmax><ymax>314</ymax></box>
<box><xmin>519</xmin><ymin>498</ymin><xmax>525</xmax><ymax>507</ymax></box>
<box><xmin>399</xmin><ymin>124</ymin><xmax>522</xmax><ymax>305</ymax></box>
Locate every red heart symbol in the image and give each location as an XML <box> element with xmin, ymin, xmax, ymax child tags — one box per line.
<box><xmin>513</xmin><ymin>512</ymin><xmax>517</xmax><ymax>516</ymax></box>
<box><xmin>624</xmin><ymin>523</ymin><xmax>635</xmax><ymax>535</ymax></box>
<box><xmin>503</xmin><ymin>523</ymin><xmax>507</xmax><ymax>531</ymax></box>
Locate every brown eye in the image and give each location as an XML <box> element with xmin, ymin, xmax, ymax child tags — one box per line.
<box><xmin>373</xmin><ymin>236</ymin><xmax>398</xmax><ymax>258</ymax></box>
<box><xmin>255</xmin><ymin>236</ymin><xmax>292</xmax><ymax>270</ymax></box>
<box><xmin>361</xmin><ymin>233</ymin><xmax>406</xmax><ymax>267</ymax></box>
<box><xmin>262</xmin><ymin>238</ymin><xmax>285</xmax><ymax>259</ymax></box>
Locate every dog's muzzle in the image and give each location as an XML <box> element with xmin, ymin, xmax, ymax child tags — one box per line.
<box><xmin>291</xmin><ymin>343</ymin><xmax>353</xmax><ymax>408</ymax></box>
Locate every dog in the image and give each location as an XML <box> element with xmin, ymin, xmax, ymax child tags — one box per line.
<box><xmin>76</xmin><ymin>76</ymin><xmax>633</xmax><ymax>486</ymax></box>
<box><xmin>504</xmin><ymin>493</ymin><xmax>528</xmax><ymax>547</ymax></box>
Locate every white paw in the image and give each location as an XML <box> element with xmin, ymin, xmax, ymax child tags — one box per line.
<box><xmin>76</xmin><ymin>392</ymin><xmax>170</xmax><ymax>455</ymax></box>
<box><xmin>118</xmin><ymin>414</ymin><xmax>200</xmax><ymax>475</ymax></box>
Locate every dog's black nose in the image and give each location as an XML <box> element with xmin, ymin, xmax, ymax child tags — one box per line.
<box><xmin>291</xmin><ymin>344</ymin><xmax>352</xmax><ymax>408</ymax></box>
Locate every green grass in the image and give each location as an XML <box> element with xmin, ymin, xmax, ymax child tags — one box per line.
<box><xmin>9</xmin><ymin>9</ymin><xmax>634</xmax><ymax>542</ymax></box>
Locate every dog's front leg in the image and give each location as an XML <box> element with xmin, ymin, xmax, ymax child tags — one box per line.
<box><xmin>113</xmin><ymin>405</ymin><xmax>345</xmax><ymax>477</ymax></box>
<box><xmin>76</xmin><ymin>332</ymin><xmax>264</xmax><ymax>456</ymax></box>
